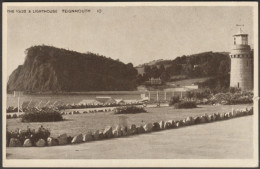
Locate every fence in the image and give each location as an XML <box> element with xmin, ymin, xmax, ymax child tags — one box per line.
<box><xmin>143</xmin><ymin>91</ymin><xmax>188</xmax><ymax>101</ymax></box>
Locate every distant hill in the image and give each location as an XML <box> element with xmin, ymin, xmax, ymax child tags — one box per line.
<box><xmin>136</xmin><ymin>51</ymin><xmax>231</xmax><ymax>89</ymax></box>
<box><xmin>7</xmin><ymin>45</ymin><xmax>138</xmax><ymax>93</ymax></box>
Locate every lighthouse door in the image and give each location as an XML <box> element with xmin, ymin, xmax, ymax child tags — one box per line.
<box><xmin>238</xmin><ymin>82</ymin><xmax>240</xmax><ymax>88</ymax></box>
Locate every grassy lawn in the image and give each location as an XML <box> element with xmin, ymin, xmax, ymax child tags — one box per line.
<box><xmin>6</xmin><ymin>104</ymin><xmax>252</xmax><ymax>137</ymax></box>
<box><xmin>167</xmin><ymin>77</ymin><xmax>211</xmax><ymax>86</ymax></box>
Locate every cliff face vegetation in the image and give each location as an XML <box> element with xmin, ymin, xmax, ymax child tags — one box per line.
<box><xmin>7</xmin><ymin>45</ymin><xmax>138</xmax><ymax>93</ymax></box>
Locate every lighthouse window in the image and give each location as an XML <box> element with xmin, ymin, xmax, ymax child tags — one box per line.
<box><xmin>234</xmin><ymin>37</ymin><xmax>236</xmax><ymax>45</ymax></box>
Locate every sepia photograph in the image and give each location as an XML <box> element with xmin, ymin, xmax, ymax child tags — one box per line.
<box><xmin>2</xmin><ymin>2</ymin><xmax>258</xmax><ymax>167</ymax></box>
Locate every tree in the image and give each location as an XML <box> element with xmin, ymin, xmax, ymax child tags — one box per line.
<box><xmin>218</xmin><ymin>60</ymin><xmax>230</xmax><ymax>75</ymax></box>
<box><xmin>158</xmin><ymin>64</ymin><xmax>166</xmax><ymax>74</ymax></box>
<box><xmin>144</xmin><ymin>66</ymin><xmax>152</xmax><ymax>76</ymax></box>
<box><xmin>160</xmin><ymin>71</ymin><xmax>170</xmax><ymax>82</ymax></box>
<box><xmin>151</xmin><ymin>66</ymin><xmax>160</xmax><ymax>78</ymax></box>
<box><xmin>186</xmin><ymin>91</ymin><xmax>194</xmax><ymax>100</ymax></box>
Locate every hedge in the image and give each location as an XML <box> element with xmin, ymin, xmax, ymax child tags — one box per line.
<box><xmin>21</xmin><ymin>107</ymin><xmax>63</xmax><ymax>122</ymax></box>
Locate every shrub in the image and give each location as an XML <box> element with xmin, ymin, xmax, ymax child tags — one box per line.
<box><xmin>21</xmin><ymin>107</ymin><xmax>63</xmax><ymax>122</ymax></box>
<box><xmin>210</xmin><ymin>91</ymin><xmax>253</xmax><ymax>105</ymax></box>
<box><xmin>12</xmin><ymin>114</ymin><xmax>18</xmax><ymax>118</ymax></box>
<box><xmin>114</xmin><ymin>106</ymin><xmax>146</xmax><ymax>114</ymax></box>
<box><xmin>169</xmin><ymin>96</ymin><xmax>180</xmax><ymax>106</ymax></box>
<box><xmin>173</xmin><ymin>101</ymin><xmax>197</xmax><ymax>109</ymax></box>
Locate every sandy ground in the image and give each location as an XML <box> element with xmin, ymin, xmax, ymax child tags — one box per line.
<box><xmin>6</xmin><ymin>116</ymin><xmax>253</xmax><ymax>159</ymax></box>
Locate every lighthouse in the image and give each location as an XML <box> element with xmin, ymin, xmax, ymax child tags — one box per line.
<box><xmin>229</xmin><ymin>26</ymin><xmax>253</xmax><ymax>90</ymax></box>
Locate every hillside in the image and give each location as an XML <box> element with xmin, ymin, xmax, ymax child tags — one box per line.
<box><xmin>136</xmin><ymin>51</ymin><xmax>231</xmax><ymax>89</ymax></box>
<box><xmin>7</xmin><ymin>45</ymin><xmax>138</xmax><ymax>93</ymax></box>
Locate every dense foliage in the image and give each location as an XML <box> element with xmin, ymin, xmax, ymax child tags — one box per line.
<box><xmin>7</xmin><ymin>45</ymin><xmax>138</xmax><ymax>93</ymax></box>
<box><xmin>169</xmin><ymin>96</ymin><xmax>180</xmax><ymax>106</ymax></box>
<box><xmin>6</xmin><ymin>106</ymin><xmax>18</xmax><ymax>113</ymax></box>
<box><xmin>114</xmin><ymin>106</ymin><xmax>147</xmax><ymax>114</ymax></box>
<box><xmin>21</xmin><ymin>107</ymin><xmax>63</xmax><ymax>122</ymax></box>
<box><xmin>6</xmin><ymin>126</ymin><xmax>50</xmax><ymax>147</ymax></box>
<box><xmin>137</xmin><ymin>51</ymin><xmax>230</xmax><ymax>88</ymax></box>
<box><xmin>197</xmin><ymin>74</ymin><xmax>230</xmax><ymax>91</ymax></box>
<box><xmin>210</xmin><ymin>91</ymin><xmax>253</xmax><ymax>105</ymax></box>
<box><xmin>173</xmin><ymin>101</ymin><xmax>197</xmax><ymax>109</ymax></box>
<box><xmin>57</xmin><ymin>102</ymin><xmax>142</xmax><ymax>110</ymax></box>
<box><xmin>183</xmin><ymin>87</ymin><xmax>253</xmax><ymax>105</ymax></box>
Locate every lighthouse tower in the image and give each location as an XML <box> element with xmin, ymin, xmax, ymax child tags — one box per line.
<box><xmin>229</xmin><ymin>26</ymin><xmax>253</xmax><ymax>90</ymax></box>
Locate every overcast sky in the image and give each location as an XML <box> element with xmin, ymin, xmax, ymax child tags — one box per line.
<box><xmin>6</xmin><ymin>5</ymin><xmax>254</xmax><ymax>76</ymax></box>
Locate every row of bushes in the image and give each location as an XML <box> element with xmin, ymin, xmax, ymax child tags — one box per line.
<box><xmin>6</xmin><ymin>106</ymin><xmax>19</xmax><ymax>113</ymax></box>
<box><xmin>173</xmin><ymin>101</ymin><xmax>197</xmax><ymax>109</ymax></box>
<box><xmin>169</xmin><ymin>96</ymin><xmax>197</xmax><ymax>109</ymax></box>
<box><xmin>57</xmin><ymin>103</ymin><xmax>142</xmax><ymax>110</ymax></box>
<box><xmin>7</xmin><ymin>107</ymin><xmax>253</xmax><ymax>147</ymax></box>
<box><xmin>61</xmin><ymin>108</ymin><xmax>115</xmax><ymax>115</ymax></box>
<box><xmin>114</xmin><ymin>106</ymin><xmax>146</xmax><ymax>114</ymax></box>
<box><xmin>169</xmin><ymin>88</ymin><xmax>253</xmax><ymax>106</ymax></box>
<box><xmin>21</xmin><ymin>107</ymin><xmax>63</xmax><ymax>122</ymax></box>
<box><xmin>6</xmin><ymin>113</ymin><xmax>22</xmax><ymax>119</ymax></box>
<box><xmin>7</xmin><ymin>102</ymin><xmax>143</xmax><ymax>113</ymax></box>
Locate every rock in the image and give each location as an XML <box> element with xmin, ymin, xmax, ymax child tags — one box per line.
<box><xmin>130</xmin><ymin>124</ymin><xmax>137</xmax><ymax>135</ymax></box>
<box><xmin>47</xmin><ymin>137</ymin><xmax>58</xmax><ymax>146</ymax></box>
<box><xmin>121</xmin><ymin>127</ymin><xmax>128</xmax><ymax>136</ymax></box>
<box><xmin>228</xmin><ymin>112</ymin><xmax>233</xmax><ymax>118</ymax></box>
<box><xmin>175</xmin><ymin>121</ymin><xmax>180</xmax><ymax>127</ymax></box>
<box><xmin>99</xmin><ymin>131</ymin><xmax>104</xmax><ymax>139</ymax></box>
<box><xmin>159</xmin><ymin>121</ymin><xmax>165</xmax><ymax>130</ymax></box>
<box><xmin>113</xmin><ymin>125</ymin><xmax>122</xmax><ymax>137</ymax></box>
<box><xmin>231</xmin><ymin>111</ymin><xmax>237</xmax><ymax>117</ymax></box>
<box><xmin>164</xmin><ymin>121</ymin><xmax>172</xmax><ymax>129</ymax></box>
<box><xmin>103</xmin><ymin>126</ymin><xmax>113</xmax><ymax>138</ymax></box>
<box><xmin>93</xmin><ymin>130</ymin><xmax>99</xmax><ymax>140</ymax></box>
<box><xmin>23</xmin><ymin>139</ymin><xmax>33</xmax><ymax>147</ymax></box>
<box><xmin>127</xmin><ymin>127</ymin><xmax>132</xmax><ymax>135</ymax></box>
<box><xmin>248</xmin><ymin>107</ymin><xmax>253</xmax><ymax>115</ymax></box>
<box><xmin>83</xmin><ymin>132</ymin><xmax>93</xmax><ymax>142</ymax></box>
<box><xmin>200</xmin><ymin>116</ymin><xmax>207</xmax><ymax>123</ymax></box>
<box><xmin>224</xmin><ymin>112</ymin><xmax>229</xmax><ymax>119</ymax></box>
<box><xmin>171</xmin><ymin>120</ymin><xmax>177</xmax><ymax>128</ymax></box>
<box><xmin>57</xmin><ymin>134</ymin><xmax>68</xmax><ymax>145</ymax></box>
<box><xmin>205</xmin><ymin>114</ymin><xmax>211</xmax><ymax>122</ymax></box>
<box><xmin>236</xmin><ymin>110</ymin><xmax>243</xmax><ymax>116</ymax></box>
<box><xmin>212</xmin><ymin>114</ymin><xmax>217</xmax><ymax>121</ymax></box>
<box><xmin>179</xmin><ymin>120</ymin><xmax>185</xmax><ymax>126</ymax></box>
<box><xmin>185</xmin><ymin>117</ymin><xmax>194</xmax><ymax>125</ymax></box>
<box><xmin>194</xmin><ymin>117</ymin><xmax>201</xmax><ymax>124</ymax></box>
<box><xmin>143</xmin><ymin>123</ymin><xmax>153</xmax><ymax>132</ymax></box>
<box><xmin>36</xmin><ymin>139</ymin><xmax>46</xmax><ymax>147</ymax></box>
<box><xmin>137</xmin><ymin>126</ymin><xmax>145</xmax><ymax>134</ymax></box>
<box><xmin>9</xmin><ymin>138</ymin><xmax>22</xmax><ymax>147</ymax></box>
<box><xmin>112</xmin><ymin>129</ymin><xmax>118</xmax><ymax>137</ymax></box>
<box><xmin>219</xmin><ymin>113</ymin><xmax>225</xmax><ymax>120</ymax></box>
<box><xmin>152</xmin><ymin>122</ymin><xmax>160</xmax><ymax>131</ymax></box>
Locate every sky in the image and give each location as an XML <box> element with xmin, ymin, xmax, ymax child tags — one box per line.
<box><xmin>6</xmin><ymin>5</ymin><xmax>254</xmax><ymax>76</ymax></box>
